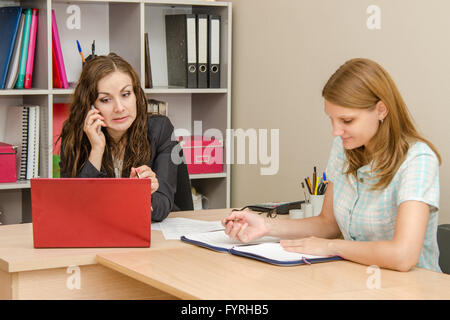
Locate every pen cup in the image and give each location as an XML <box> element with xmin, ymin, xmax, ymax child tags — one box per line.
<box><xmin>310</xmin><ymin>195</ymin><xmax>324</xmax><ymax>216</ymax></box>
<box><xmin>304</xmin><ymin>203</ymin><xmax>313</xmax><ymax>218</ymax></box>
<box><xmin>289</xmin><ymin>209</ymin><xmax>304</xmax><ymax>219</ymax></box>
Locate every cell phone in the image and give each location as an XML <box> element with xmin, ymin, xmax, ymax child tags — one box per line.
<box><xmin>91</xmin><ymin>105</ymin><xmax>101</xmax><ymax>134</ymax></box>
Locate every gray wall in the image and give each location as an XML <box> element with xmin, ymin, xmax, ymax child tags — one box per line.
<box><xmin>226</xmin><ymin>0</ymin><xmax>450</xmax><ymax>224</ymax></box>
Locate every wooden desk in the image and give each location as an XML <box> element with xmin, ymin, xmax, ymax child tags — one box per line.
<box><xmin>96</xmin><ymin>210</ymin><xmax>450</xmax><ymax>300</ymax></box>
<box><xmin>97</xmin><ymin>245</ymin><xmax>450</xmax><ymax>300</ymax></box>
<box><xmin>2</xmin><ymin>209</ymin><xmax>450</xmax><ymax>300</ymax></box>
<box><xmin>0</xmin><ymin>209</ymin><xmax>226</xmax><ymax>300</ymax></box>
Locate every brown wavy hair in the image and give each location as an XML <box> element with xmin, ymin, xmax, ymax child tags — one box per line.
<box><xmin>322</xmin><ymin>58</ymin><xmax>441</xmax><ymax>190</ymax></box>
<box><xmin>59</xmin><ymin>53</ymin><xmax>151</xmax><ymax>177</ymax></box>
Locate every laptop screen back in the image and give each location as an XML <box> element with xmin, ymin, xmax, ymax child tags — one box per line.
<box><xmin>31</xmin><ymin>178</ymin><xmax>151</xmax><ymax>248</ymax></box>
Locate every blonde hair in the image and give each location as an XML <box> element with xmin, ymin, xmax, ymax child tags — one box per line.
<box><xmin>322</xmin><ymin>58</ymin><xmax>441</xmax><ymax>190</ymax></box>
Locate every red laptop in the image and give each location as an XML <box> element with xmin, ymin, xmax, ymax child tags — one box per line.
<box><xmin>31</xmin><ymin>178</ymin><xmax>151</xmax><ymax>248</ymax></box>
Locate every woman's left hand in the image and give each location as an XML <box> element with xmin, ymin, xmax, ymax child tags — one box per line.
<box><xmin>280</xmin><ymin>236</ymin><xmax>336</xmax><ymax>257</ymax></box>
<box><xmin>130</xmin><ymin>165</ymin><xmax>159</xmax><ymax>194</ymax></box>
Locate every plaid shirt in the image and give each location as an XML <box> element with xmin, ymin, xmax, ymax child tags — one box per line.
<box><xmin>326</xmin><ymin>137</ymin><xmax>441</xmax><ymax>272</ymax></box>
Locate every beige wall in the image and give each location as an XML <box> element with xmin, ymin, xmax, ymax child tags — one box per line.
<box><xmin>225</xmin><ymin>0</ymin><xmax>450</xmax><ymax>224</ymax></box>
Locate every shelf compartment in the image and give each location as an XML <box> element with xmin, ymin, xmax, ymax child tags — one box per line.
<box><xmin>0</xmin><ymin>181</ymin><xmax>31</xmax><ymax>191</ymax></box>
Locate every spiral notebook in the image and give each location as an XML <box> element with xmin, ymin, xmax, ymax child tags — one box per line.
<box><xmin>181</xmin><ymin>230</ymin><xmax>343</xmax><ymax>266</ymax></box>
<box><xmin>4</xmin><ymin>105</ymin><xmax>30</xmax><ymax>180</ymax></box>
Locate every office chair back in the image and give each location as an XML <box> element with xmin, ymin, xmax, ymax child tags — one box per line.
<box><xmin>438</xmin><ymin>224</ymin><xmax>450</xmax><ymax>274</ymax></box>
<box><xmin>173</xmin><ymin>147</ymin><xmax>194</xmax><ymax>211</ymax></box>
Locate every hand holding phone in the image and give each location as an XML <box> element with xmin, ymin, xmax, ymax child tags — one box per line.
<box><xmin>91</xmin><ymin>105</ymin><xmax>102</xmax><ymax>134</ymax></box>
<box><xmin>84</xmin><ymin>104</ymin><xmax>105</xmax><ymax>152</ymax></box>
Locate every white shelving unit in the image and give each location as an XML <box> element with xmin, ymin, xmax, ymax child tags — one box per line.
<box><xmin>0</xmin><ymin>0</ymin><xmax>232</xmax><ymax>224</ymax></box>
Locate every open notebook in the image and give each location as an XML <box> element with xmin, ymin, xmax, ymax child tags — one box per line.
<box><xmin>181</xmin><ymin>230</ymin><xmax>343</xmax><ymax>266</ymax></box>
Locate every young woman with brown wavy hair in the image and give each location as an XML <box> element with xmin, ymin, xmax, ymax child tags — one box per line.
<box><xmin>59</xmin><ymin>53</ymin><xmax>177</xmax><ymax>222</ymax></box>
<box><xmin>222</xmin><ymin>58</ymin><xmax>442</xmax><ymax>272</ymax></box>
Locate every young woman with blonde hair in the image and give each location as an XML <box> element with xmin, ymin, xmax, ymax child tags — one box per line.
<box><xmin>223</xmin><ymin>58</ymin><xmax>442</xmax><ymax>272</ymax></box>
<box><xmin>59</xmin><ymin>53</ymin><xmax>178</xmax><ymax>222</ymax></box>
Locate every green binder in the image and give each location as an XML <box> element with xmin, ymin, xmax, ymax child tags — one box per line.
<box><xmin>15</xmin><ymin>8</ymin><xmax>31</xmax><ymax>89</ymax></box>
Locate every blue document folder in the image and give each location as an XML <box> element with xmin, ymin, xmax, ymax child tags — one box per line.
<box><xmin>0</xmin><ymin>6</ymin><xmax>22</xmax><ymax>89</ymax></box>
<box><xmin>181</xmin><ymin>230</ymin><xmax>343</xmax><ymax>266</ymax></box>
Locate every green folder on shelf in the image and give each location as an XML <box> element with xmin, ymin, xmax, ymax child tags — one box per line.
<box><xmin>15</xmin><ymin>8</ymin><xmax>32</xmax><ymax>89</ymax></box>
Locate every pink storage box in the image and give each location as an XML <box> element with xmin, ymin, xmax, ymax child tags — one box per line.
<box><xmin>178</xmin><ymin>136</ymin><xmax>223</xmax><ymax>174</ymax></box>
<box><xmin>0</xmin><ymin>142</ymin><xmax>17</xmax><ymax>183</ymax></box>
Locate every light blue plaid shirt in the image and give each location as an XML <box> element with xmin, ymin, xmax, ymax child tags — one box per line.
<box><xmin>326</xmin><ymin>136</ymin><xmax>441</xmax><ymax>272</ymax></box>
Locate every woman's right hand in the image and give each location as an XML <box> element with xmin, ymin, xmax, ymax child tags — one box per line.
<box><xmin>83</xmin><ymin>107</ymin><xmax>105</xmax><ymax>151</ymax></box>
<box><xmin>222</xmin><ymin>210</ymin><xmax>270</xmax><ymax>242</ymax></box>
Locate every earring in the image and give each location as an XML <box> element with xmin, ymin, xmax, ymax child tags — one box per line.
<box><xmin>380</xmin><ymin>118</ymin><xmax>384</xmax><ymax>124</ymax></box>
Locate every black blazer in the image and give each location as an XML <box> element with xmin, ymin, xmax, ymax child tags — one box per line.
<box><xmin>60</xmin><ymin>115</ymin><xmax>178</xmax><ymax>222</ymax></box>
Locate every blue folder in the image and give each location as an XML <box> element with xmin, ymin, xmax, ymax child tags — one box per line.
<box><xmin>181</xmin><ymin>231</ymin><xmax>343</xmax><ymax>266</ymax></box>
<box><xmin>0</xmin><ymin>6</ymin><xmax>22</xmax><ymax>89</ymax></box>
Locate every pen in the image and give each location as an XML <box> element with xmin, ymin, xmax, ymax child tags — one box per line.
<box><xmin>315</xmin><ymin>176</ymin><xmax>319</xmax><ymax>195</ymax></box>
<box><xmin>306</xmin><ymin>177</ymin><xmax>313</xmax><ymax>195</ymax></box>
<box><xmin>323</xmin><ymin>172</ymin><xmax>327</xmax><ymax>183</ymax></box>
<box><xmin>301</xmin><ymin>182</ymin><xmax>309</xmax><ymax>203</ymax></box>
<box><xmin>318</xmin><ymin>182</ymin><xmax>325</xmax><ymax>195</ymax></box>
<box><xmin>76</xmin><ymin>40</ymin><xmax>85</xmax><ymax>63</ymax></box>
<box><xmin>322</xmin><ymin>183</ymin><xmax>328</xmax><ymax>194</ymax></box>
<box><xmin>313</xmin><ymin>167</ymin><xmax>317</xmax><ymax>195</ymax></box>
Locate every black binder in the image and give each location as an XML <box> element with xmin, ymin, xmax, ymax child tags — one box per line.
<box><xmin>144</xmin><ymin>33</ymin><xmax>153</xmax><ymax>88</ymax></box>
<box><xmin>197</xmin><ymin>14</ymin><xmax>208</xmax><ymax>88</ymax></box>
<box><xmin>165</xmin><ymin>14</ymin><xmax>197</xmax><ymax>88</ymax></box>
<box><xmin>208</xmin><ymin>15</ymin><xmax>221</xmax><ymax>88</ymax></box>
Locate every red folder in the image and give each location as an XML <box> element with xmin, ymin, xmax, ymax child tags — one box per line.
<box><xmin>52</xmin><ymin>43</ymin><xmax>62</xmax><ymax>88</ymax></box>
<box><xmin>51</xmin><ymin>10</ymin><xmax>68</xmax><ymax>88</ymax></box>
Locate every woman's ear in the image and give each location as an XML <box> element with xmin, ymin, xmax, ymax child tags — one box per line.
<box><xmin>376</xmin><ymin>100</ymin><xmax>388</xmax><ymax>121</ymax></box>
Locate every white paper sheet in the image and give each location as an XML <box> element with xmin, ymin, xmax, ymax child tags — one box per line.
<box><xmin>158</xmin><ymin>217</ymin><xmax>224</xmax><ymax>240</ymax></box>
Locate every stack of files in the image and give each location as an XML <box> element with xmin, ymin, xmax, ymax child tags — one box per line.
<box><xmin>0</xmin><ymin>7</ymin><xmax>39</xmax><ymax>90</ymax></box>
<box><xmin>3</xmin><ymin>105</ymin><xmax>40</xmax><ymax>180</ymax></box>
<box><xmin>165</xmin><ymin>14</ymin><xmax>221</xmax><ymax>88</ymax></box>
<box><xmin>51</xmin><ymin>10</ymin><xmax>68</xmax><ymax>89</ymax></box>
<box><xmin>147</xmin><ymin>99</ymin><xmax>167</xmax><ymax>116</ymax></box>
<box><xmin>181</xmin><ymin>230</ymin><xmax>343</xmax><ymax>266</ymax></box>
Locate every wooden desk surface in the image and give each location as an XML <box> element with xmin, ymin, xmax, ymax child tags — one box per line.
<box><xmin>94</xmin><ymin>211</ymin><xmax>450</xmax><ymax>300</ymax></box>
<box><xmin>2</xmin><ymin>208</ymin><xmax>450</xmax><ymax>300</ymax></box>
<box><xmin>0</xmin><ymin>209</ymin><xmax>230</xmax><ymax>273</ymax></box>
<box><xmin>97</xmin><ymin>244</ymin><xmax>450</xmax><ymax>300</ymax></box>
